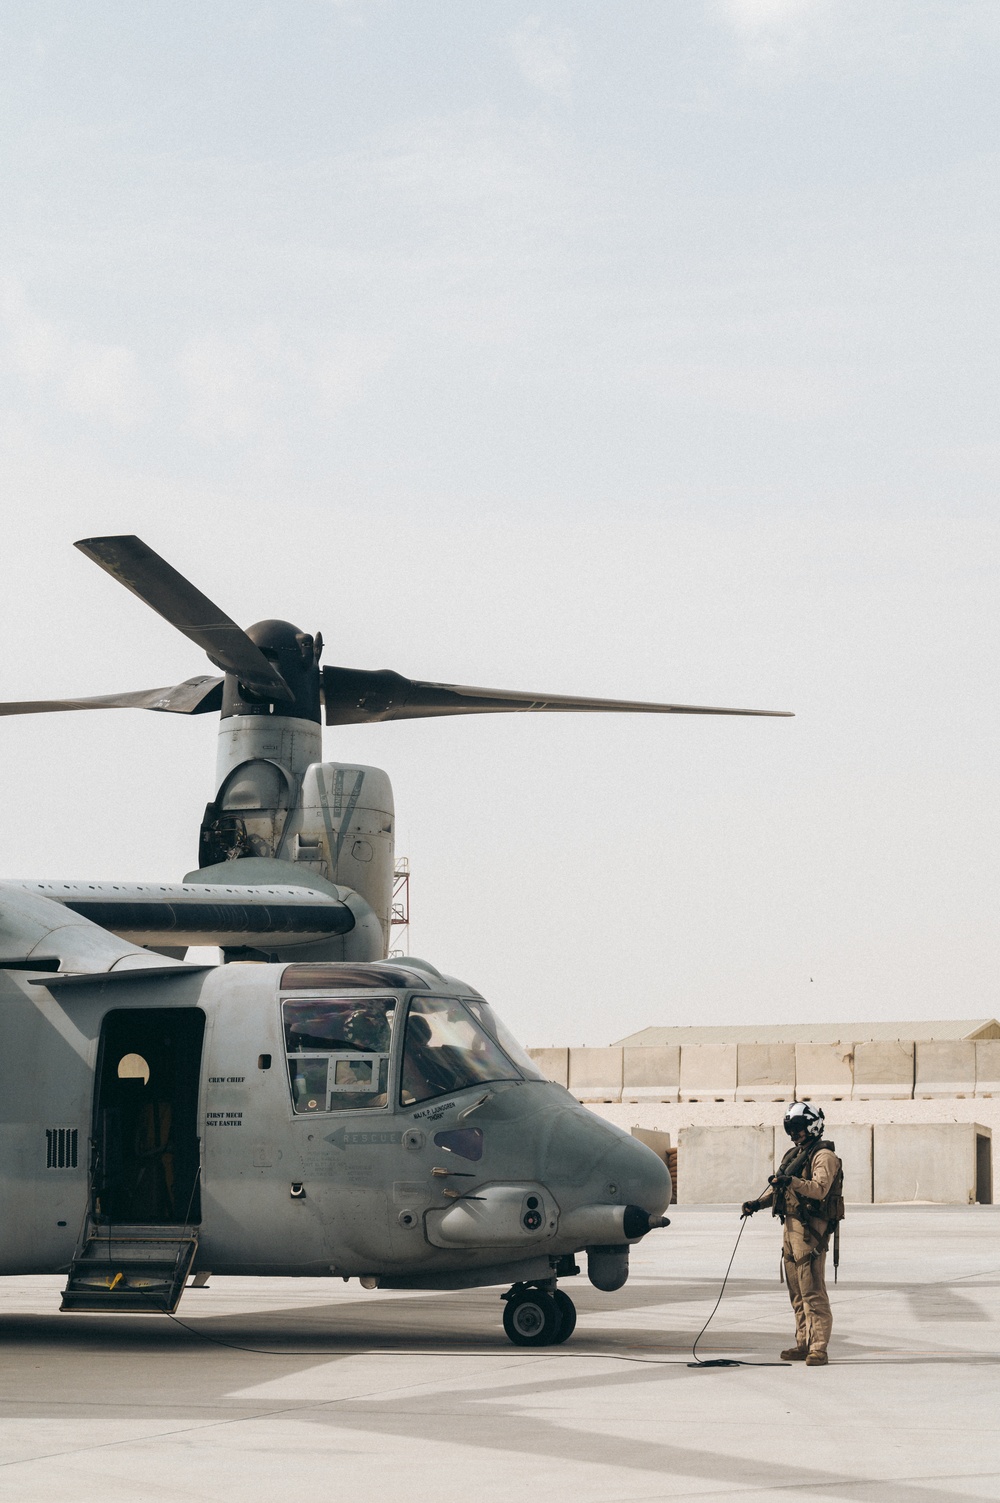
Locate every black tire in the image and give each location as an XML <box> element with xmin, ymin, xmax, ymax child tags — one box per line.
<box><xmin>502</xmin><ymin>1289</ymin><xmax>562</xmax><ymax>1347</ymax></box>
<box><xmin>551</xmin><ymin>1289</ymin><xmax>577</xmax><ymax>1344</ymax></box>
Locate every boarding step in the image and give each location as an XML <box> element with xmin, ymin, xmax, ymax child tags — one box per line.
<box><xmin>60</xmin><ymin>1224</ymin><xmax>198</xmax><ymax>1313</ymax></box>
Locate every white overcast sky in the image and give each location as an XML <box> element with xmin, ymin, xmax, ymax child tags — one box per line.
<box><xmin>1</xmin><ymin>0</ymin><xmax>999</xmax><ymax>1044</ymax></box>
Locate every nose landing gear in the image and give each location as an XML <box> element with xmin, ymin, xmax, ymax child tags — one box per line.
<box><xmin>501</xmin><ymin>1281</ymin><xmax>577</xmax><ymax>1346</ymax></box>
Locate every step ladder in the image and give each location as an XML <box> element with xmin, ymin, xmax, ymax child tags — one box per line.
<box><xmin>61</xmin><ymin>1222</ymin><xmax>199</xmax><ymax>1313</ymax></box>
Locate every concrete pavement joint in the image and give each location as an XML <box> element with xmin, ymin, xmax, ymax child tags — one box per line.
<box><xmin>1</xmin><ymin>1209</ymin><xmax>996</xmax><ymax>1501</ymax></box>
<box><xmin>0</xmin><ymin>1402</ymin><xmax>320</xmax><ymax>1472</ymax></box>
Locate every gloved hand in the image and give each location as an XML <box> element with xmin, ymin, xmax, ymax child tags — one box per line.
<box><xmin>768</xmin><ymin>1172</ymin><xmax>792</xmax><ymax>1189</ymax></box>
<box><xmin>741</xmin><ymin>1199</ymin><xmax>762</xmax><ymax>1217</ymax></box>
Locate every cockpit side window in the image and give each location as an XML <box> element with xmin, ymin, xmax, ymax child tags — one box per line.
<box><xmin>464</xmin><ymin>999</ymin><xmax>546</xmax><ymax>1082</ymax></box>
<box><xmin>400</xmin><ymin>996</ymin><xmax>519</xmax><ymax>1107</ymax></box>
<box><xmin>282</xmin><ymin>995</ymin><xmax>395</xmax><ymax>1113</ymax></box>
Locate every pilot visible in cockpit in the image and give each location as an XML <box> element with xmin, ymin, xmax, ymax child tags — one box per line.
<box><xmin>400</xmin><ymin>1013</ymin><xmax>440</xmax><ymax>1104</ymax></box>
<box><xmin>344</xmin><ymin>1002</ymin><xmax>391</xmax><ymax>1053</ymax></box>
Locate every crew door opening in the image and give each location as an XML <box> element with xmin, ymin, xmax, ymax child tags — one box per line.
<box><xmin>92</xmin><ymin>1009</ymin><xmax>205</xmax><ymax>1224</ymax></box>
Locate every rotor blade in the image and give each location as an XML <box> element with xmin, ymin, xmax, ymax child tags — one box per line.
<box><xmin>0</xmin><ymin>676</ymin><xmax>224</xmax><ymax>717</ymax></box>
<box><xmin>322</xmin><ymin>666</ymin><xmax>793</xmax><ymax>725</ymax></box>
<box><xmin>74</xmin><ymin>535</ymin><xmax>293</xmax><ymax>702</ymax></box>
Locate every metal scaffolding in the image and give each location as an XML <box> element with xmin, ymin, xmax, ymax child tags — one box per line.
<box><xmin>388</xmin><ymin>856</ymin><xmax>410</xmax><ymax>957</ymax></box>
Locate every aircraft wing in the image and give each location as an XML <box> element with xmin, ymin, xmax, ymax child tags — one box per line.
<box><xmin>7</xmin><ymin>879</ymin><xmax>358</xmax><ymax>951</ymax></box>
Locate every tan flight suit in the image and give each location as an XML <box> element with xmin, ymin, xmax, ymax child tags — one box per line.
<box><xmin>760</xmin><ymin>1145</ymin><xmax>840</xmax><ymax>1357</ymax></box>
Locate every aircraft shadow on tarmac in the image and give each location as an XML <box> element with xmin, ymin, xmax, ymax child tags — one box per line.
<box><xmin>0</xmin><ymin>1311</ymin><xmax>989</xmax><ymax>1503</ymax></box>
<box><xmin>0</xmin><ymin>1322</ymin><xmax>986</xmax><ymax>1503</ymax></box>
<box><xmin>529</xmin><ymin>1273</ymin><xmax>997</xmax><ymax>1324</ymax></box>
<box><xmin>295</xmin><ymin>1365</ymin><xmax>1000</xmax><ymax>1503</ymax></box>
<box><xmin>2</xmin><ymin>1271</ymin><xmax>996</xmax><ymax>1353</ymax></box>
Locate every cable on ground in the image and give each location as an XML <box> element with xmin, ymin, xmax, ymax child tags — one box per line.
<box><xmin>687</xmin><ymin>1190</ymin><xmax>789</xmax><ymax>1368</ymax></box>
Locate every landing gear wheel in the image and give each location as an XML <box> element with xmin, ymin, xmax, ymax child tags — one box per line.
<box><xmin>551</xmin><ymin>1289</ymin><xmax>577</xmax><ymax>1344</ymax></box>
<box><xmin>502</xmin><ymin>1288</ymin><xmax>562</xmax><ymax>1346</ymax></box>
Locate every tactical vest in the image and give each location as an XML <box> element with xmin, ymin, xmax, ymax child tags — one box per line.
<box><xmin>772</xmin><ymin>1137</ymin><xmax>845</xmax><ymax>1234</ymax></box>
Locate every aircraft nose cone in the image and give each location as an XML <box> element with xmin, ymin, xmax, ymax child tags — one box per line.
<box><xmin>607</xmin><ymin>1134</ymin><xmax>672</xmax><ymax>1218</ymax></box>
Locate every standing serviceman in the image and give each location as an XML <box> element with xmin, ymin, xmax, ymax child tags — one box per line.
<box><xmin>742</xmin><ymin>1102</ymin><xmax>844</xmax><ymax>1367</ymax></box>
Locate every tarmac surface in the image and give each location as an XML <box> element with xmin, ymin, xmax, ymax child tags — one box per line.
<box><xmin>0</xmin><ymin>1206</ymin><xmax>998</xmax><ymax>1502</ymax></box>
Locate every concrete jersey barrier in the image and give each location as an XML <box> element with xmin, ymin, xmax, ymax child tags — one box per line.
<box><xmin>527</xmin><ymin>1047</ymin><xmax>569</xmax><ymax>1088</ymax></box>
<box><xmin>736</xmin><ymin>1043</ymin><xmax>795</xmax><ymax>1102</ymax></box>
<box><xmin>532</xmin><ymin>1038</ymin><xmax>1000</xmax><ymax>1108</ymax></box>
<box><xmin>975</xmin><ymin>1040</ymin><xmax>1000</xmax><ymax>1097</ymax></box>
<box><xmin>677</xmin><ymin>1124</ymin><xmax>774</xmax><ymax>1203</ymax></box>
<box><xmin>852</xmin><ymin>1040</ymin><xmax>914</xmax><ymax>1100</ymax></box>
<box><xmin>622</xmin><ymin>1046</ymin><xmax>679</xmax><ymax>1103</ymax></box>
<box><xmin>568</xmin><ymin>1047</ymin><xmax>623</xmax><ymax>1103</ymax></box>
<box><xmin>828</xmin><ymin>1122</ymin><xmax>873</xmax><ymax>1203</ymax></box>
<box><xmin>873</xmin><ymin>1123</ymin><xmax>991</xmax><ymax>1203</ymax></box>
<box><xmin>795</xmin><ymin>1042</ymin><xmax>854</xmax><ymax>1100</ymax></box>
<box><xmin>679</xmin><ymin>1044</ymin><xmax>738</xmax><ymax>1102</ymax></box>
<box><xmin>914</xmin><ymin>1041</ymin><xmax>976</xmax><ymax>1099</ymax></box>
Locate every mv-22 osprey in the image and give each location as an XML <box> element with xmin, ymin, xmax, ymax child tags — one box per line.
<box><xmin>0</xmin><ymin>536</ymin><xmax>790</xmax><ymax>1345</ymax></box>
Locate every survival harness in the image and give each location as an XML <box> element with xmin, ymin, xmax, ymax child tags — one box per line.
<box><xmin>771</xmin><ymin>1137</ymin><xmax>846</xmax><ymax>1279</ymax></box>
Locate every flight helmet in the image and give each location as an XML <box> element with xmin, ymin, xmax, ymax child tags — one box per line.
<box><xmin>783</xmin><ymin>1100</ymin><xmax>825</xmax><ymax>1139</ymax></box>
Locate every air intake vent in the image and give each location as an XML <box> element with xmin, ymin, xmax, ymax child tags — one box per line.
<box><xmin>46</xmin><ymin>1128</ymin><xmax>79</xmax><ymax>1169</ymax></box>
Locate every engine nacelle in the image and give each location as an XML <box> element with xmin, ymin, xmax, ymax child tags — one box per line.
<box><xmin>199</xmin><ymin>712</ymin><xmax>395</xmax><ymax>955</ymax></box>
<box><xmin>285</xmin><ymin>763</ymin><xmax>395</xmax><ymax>950</ymax></box>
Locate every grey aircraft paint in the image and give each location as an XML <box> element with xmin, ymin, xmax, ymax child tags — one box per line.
<box><xmin>0</xmin><ymin>535</ymin><xmax>789</xmax><ymax>1341</ymax></box>
<box><xmin>0</xmin><ymin>898</ymin><xmax>670</xmax><ymax>1334</ymax></box>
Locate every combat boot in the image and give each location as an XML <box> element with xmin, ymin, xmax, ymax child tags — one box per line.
<box><xmin>780</xmin><ymin>1346</ymin><xmax>808</xmax><ymax>1361</ymax></box>
<box><xmin>805</xmin><ymin>1351</ymin><xmax>828</xmax><ymax>1366</ymax></box>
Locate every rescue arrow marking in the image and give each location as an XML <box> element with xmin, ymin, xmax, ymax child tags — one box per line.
<box><xmin>325</xmin><ymin>1128</ymin><xmax>402</xmax><ymax>1150</ymax></box>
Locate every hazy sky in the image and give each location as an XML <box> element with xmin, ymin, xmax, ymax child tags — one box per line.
<box><xmin>2</xmin><ymin>1</ymin><xmax>999</xmax><ymax>1045</ymax></box>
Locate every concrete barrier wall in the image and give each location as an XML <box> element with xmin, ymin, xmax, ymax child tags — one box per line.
<box><xmin>975</xmin><ymin>1041</ymin><xmax>1000</xmax><ymax>1097</ymax></box>
<box><xmin>679</xmin><ymin>1044</ymin><xmax>738</xmax><ymax>1102</ymax></box>
<box><xmin>853</xmin><ymin>1040</ymin><xmax>914</xmax><ymax>1100</ymax></box>
<box><xmin>568</xmin><ymin>1047</ymin><xmax>623</xmax><ymax>1102</ymax></box>
<box><xmin>630</xmin><ymin>1130</ymin><xmax>677</xmax><ymax>1204</ymax></box>
<box><xmin>736</xmin><ymin>1043</ymin><xmax>795</xmax><ymax>1102</ymax></box>
<box><xmin>622</xmin><ymin>1046</ymin><xmax>679</xmax><ymax>1103</ymax></box>
<box><xmin>828</xmin><ymin>1122</ymin><xmax>873</xmax><ymax>1203</ymax></box>
<box><xmin>873</xmin><ymin>1123</ymin><xmax>989</xmax><ymax>1203</ymax></box>
<box><xmin>677</xmin><ymin>1124</ymin><xmax>774</xmax><ymax>1203</ymax></box>
<box><xmin>914</xmin><ymin>1041</ymin><xmax>976</xmax><ymax>1099</ymax></box>
<box><xmin>630</xmin><ymin>1127</ymin><xmax>671</xmax><ymax>1159</ymax></box>
<box><xmin>539</xmin><ymin>1039</ymin><xmax>990</xmax><ymax>1107</ymax></box>
<box><xmin>795</xmin><ymin>1043</ymin><xmax>854</xmax><ymax>1100</ymax></box>
<box><xmin>527</xmin><ymin>1048</ymin><xmax>569</xmax><ymax>1088</ymax></box>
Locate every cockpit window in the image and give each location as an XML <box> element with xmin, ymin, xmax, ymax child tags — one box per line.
<box><xmin>400</xmin><ymin>996</ymin><xmax>519</xmax><ymax>1107</ymax></box>
<box><xmin>282</xmin><ymin>996</ymin><xmax>395</xmax><ymax>1112</ymax></box>
<box><xmin>464</xmin><ymin>1000</ymin><xmax>546</xmax><ymax>1082</ymax></box>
